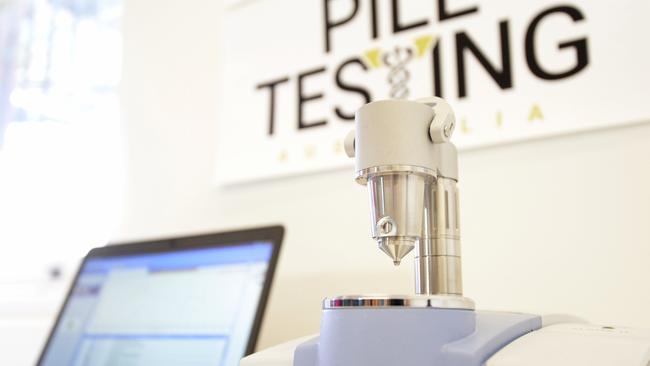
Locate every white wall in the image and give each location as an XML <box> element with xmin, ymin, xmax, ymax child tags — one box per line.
<box><xmin>117</xmin><ymin>0</ymin><xmax>650</xmax><ymax>351</ymax></box>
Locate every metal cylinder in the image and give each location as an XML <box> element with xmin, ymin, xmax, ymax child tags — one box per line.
<box><xmin>364</xmin><ymin>166</ymin><xmax>435</xmax><ymax>265</ymax></box>
<box><xmin>415</xmin><ymin>177</ymin><xmax>462</xmax><ymax>295</ymax></box>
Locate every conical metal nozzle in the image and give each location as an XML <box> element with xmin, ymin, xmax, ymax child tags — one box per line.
<box><xmin>378</xmin><ymin>238</ymin><xmax>415</xmax><ymax>267</ymax></box>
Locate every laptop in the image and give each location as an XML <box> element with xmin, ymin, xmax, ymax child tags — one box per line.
<box><xmin>36</xmin><ymin>225</ymin><xmax>284</xmax><ymax>366</ymax></box>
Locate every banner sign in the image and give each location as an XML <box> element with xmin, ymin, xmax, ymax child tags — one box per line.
<box><xmin>216</xmin><ymin>0</ymin><xmax>650</xmax><ymax>184</ymax></box>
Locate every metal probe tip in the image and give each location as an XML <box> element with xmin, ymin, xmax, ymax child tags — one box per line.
<box><xmin>378</xmin><ymin>238</ymin><xmax>414</xmax><ymax>267</ymax></box>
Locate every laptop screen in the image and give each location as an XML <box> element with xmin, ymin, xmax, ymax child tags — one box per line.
<box><xmin>39</xmin><ymin>241</ymin><xmax>274</xmax><ymax>366</ymax></box>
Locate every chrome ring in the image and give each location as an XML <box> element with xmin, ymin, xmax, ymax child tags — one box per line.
<box><xmin>355</xmin><ymin>165</ymin><xmax>437</xmax><ymax>184</ymax></box>
<box><xmin>323</xmin><ymin>295</ymin><xmax>475</xmax><ymax>310</ymax></box>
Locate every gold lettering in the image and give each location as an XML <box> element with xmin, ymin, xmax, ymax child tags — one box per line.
<box><xmin>528</xmin><ymin>104</ymin><xmax>544</xmax><ymax>122</ymax></box>
<box><xmin>277</xmin><ymin>149</ymin><xmax>288</xmax><ymax>162</ymax></box>
<box><xmin>461</xmin><ymin>118</ymin><xmax>471</xmax><ymax>134</ymax></box>
<box><xmin>333</xmin><ymin>139</ymin><xmax>344</xmax><ymax>154</ymax></box>
<box><xmin>304</xmin><ymin>145</ymin><xmax>317</xmax><ymax>159</ymax></box>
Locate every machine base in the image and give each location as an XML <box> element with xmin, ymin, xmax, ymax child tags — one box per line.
<box><xmin>243</xmin><ymin>309</ymin><xmax>541</xmax><ymax>366</ymax></box>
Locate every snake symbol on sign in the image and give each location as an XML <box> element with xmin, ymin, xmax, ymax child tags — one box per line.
<box><xmin>382</xmin><ymin>46</ymin><xmax>413</xmax><ymax>99</ymax></box>
<box><xmin>363</xmin><ymin>35</ymin><xmax>437</xmax><ymax>100</ymax></box>
<box><xmin>382</xmin><ymin>46</ymin><xmax>414</xmax><ymax>99</ymax></box>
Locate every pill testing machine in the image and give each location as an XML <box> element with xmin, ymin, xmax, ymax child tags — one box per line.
<box><xmin>242</xmin><ymin>98</ymin><xmax>650</xmax><ymax>366</ymax></box>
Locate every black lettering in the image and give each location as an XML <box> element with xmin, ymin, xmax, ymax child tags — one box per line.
<box><xmin>256</xmin><ymin>77</ymin><xmax>289</xmax><ymax>135</ymax></box>
<box><xmin>392</xmin><ymin>0</ymin><xmax>429</xmax><ymax>33</ymax></box>
<box><xmin>334</xmin><ymin>58</ymin><xmax>372</xmax><ymax>120</ymax></box>
<box><xmin>455</xmin><ymin>20</ymin><xmax>512</xmax><ymax>98</ymax></box>
<box><xmin>324</xmin><ymin>0</ymin><xmax>360</xmax><ymax>53</ymax></box>
<box><xmin>298</xmin><ymin>67</ymin><xmax>328</xmax><ymax>130</ymax></box>
<box><xmin>432</xmin><ymin>42</ymin><xmax>443</xmax><ymax>97</ymax></box>
<box><xmin>525</xmin><ymin>6</ymin><xmax>589</xmax><ymax>80</ymax></box>
<box><xmin>438</xmin><ymin>0</ymin><xmax>478</xmax><ymax>21</ymax></box>
<box><xmin>370</xmin><ymin>0</ymin><xmax>379</xmax><ymax>40</ymax></box>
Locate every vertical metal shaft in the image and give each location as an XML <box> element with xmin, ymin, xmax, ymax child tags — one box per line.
<box><xmin>415</xmin><ymin>177</ymin><xmax>463</xmax><ymax>295</ymax></box>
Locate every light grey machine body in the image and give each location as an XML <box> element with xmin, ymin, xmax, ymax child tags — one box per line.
<box><xmin>241</xmin><ymin>98</ymin><xmax>650</xmax><ymax>366</ymax></box>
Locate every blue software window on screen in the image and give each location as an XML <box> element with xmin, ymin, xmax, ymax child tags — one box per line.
<box><xmin>40</xmin><ymin>243</ymin><xmax>273</xmax><ymax>366</ymax></box>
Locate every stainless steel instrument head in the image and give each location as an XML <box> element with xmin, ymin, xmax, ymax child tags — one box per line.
<box><xmin>345</xmin><ymin>97</ymin><xmax>464</xmax><ymax>295</ymax></box>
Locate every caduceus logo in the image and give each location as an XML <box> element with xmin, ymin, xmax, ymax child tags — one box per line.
<box><xmin>382</xmin><ymin>46</ymin><xmax>413</xmax><ymax>99</ymax></box>
<box><xmin>362</xmin><ymin>35</ymin><xmax>436</xmax><ymax>100</ymax></box>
